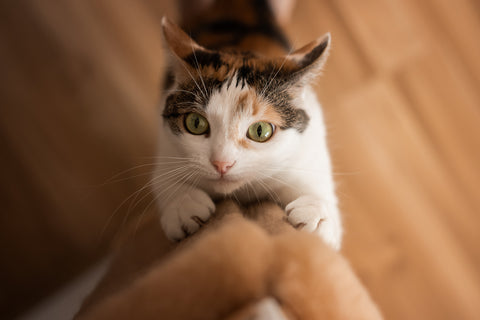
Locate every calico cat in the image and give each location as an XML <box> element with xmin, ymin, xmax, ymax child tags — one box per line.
<box><xmin>155</xmin><ymin>0</ymin><xmax>342</xmax><ymax>250</ymax></box>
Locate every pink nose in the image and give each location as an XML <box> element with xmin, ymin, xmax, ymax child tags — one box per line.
<box><xmin>211</xmin><ymin>160</ymin><xmax>235</xmax><ymax>175</ymax></box>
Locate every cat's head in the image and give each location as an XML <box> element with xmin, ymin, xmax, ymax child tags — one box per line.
<box><xmin>160</xmin><ymin>17</ymin><xmax>330</xmax><ymax>195</ymax></box>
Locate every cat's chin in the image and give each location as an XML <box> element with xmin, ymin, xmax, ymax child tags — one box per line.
<box><xmin>206</xmin><ymin>177</ymin><xmax>244</xmax><ymax>195</ymax></box>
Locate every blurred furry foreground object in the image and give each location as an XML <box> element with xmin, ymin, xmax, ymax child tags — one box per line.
<box><xmin>76</xmin><ymin>201</ymin><xmax>382</xmax><ymax>320</ymax></box>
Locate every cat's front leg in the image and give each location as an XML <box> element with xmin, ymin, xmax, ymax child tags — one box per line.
<box><xmin>158</xmin><ymin>186</ymin><xmax>215</xmax><ymax>241</ymax></box>
<box><xmin>285</xmin><ymin>195</ymin><xmax>342</xmax><ymax>250</ymax></box>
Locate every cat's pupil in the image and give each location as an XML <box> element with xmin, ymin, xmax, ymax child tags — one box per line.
<box><xmin>194</xmin><ymin>117</ymin><xmax>199</xmax><ymax>128</ymax></box>
<box><xmin>256</xmin><ymin>125</ymin><xmax>262</xmax><ymax>137</ymax></box>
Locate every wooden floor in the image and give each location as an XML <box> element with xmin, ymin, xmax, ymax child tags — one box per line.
<box><xmin>1</xmin><ymin>0</ymin><xmax>479</xmax><ymax>319</ymax></box>
<box><xmin>297</xmin><ymin>1</ymin><xmax>480</xmax><ymax>319</ymax></box>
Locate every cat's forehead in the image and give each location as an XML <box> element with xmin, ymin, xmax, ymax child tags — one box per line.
<box><xmin>182</xmin><ymin>49</ymin><xmax>299</xmax><ymax>85</ymax></box>
<box><xmin>206</xmin><ymin>82</ymin><xmax>282</xmax><ymax>126</ymax></box>
<box><xmin>171</xmin><ymin>50</ymin><xmax>297</xmax><ymax>115</ymax></box>
<box><xmin>163</xmin><ymin>50</ymin><xmax>310</xmax><ymax>135</ymax></box>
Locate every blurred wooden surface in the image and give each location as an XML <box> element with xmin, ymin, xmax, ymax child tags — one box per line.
<box><xmin>0</xmin><ymin>0</ymin><xmax>479</xmax><ymax>319</ymax></box>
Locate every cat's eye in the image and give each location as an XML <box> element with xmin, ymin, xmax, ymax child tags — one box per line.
<box><xmin>185</xmin><ymin>112</ymin><xmax>209</xmax><ymax>135</ymax></box>
<box><xmin>247</xmin><ymin>121</ymin><xmax>274</xmax><ymax>142</ymax></box>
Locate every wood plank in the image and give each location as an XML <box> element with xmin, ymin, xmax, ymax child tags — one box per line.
<box><xmin>421</xmin><ymin>0</ymin><xmax>480</xmax><ymax>85</ymax></box>
<box><xmin>396</xmin><ymin>54</ymin><xmax>480</xmax><ymax>217</ymax></box>
<box><xmin>329</xmin><ymin>79</ymin><xmax>480</xmax><ymax>319</ymax></box>
<box><xmin>331</xmin><ymin>0</ymin><xmax>425</xmax><ymax>73</ymax></box>
<box><xmin>287</xmin><ymin>0</ymin><xmax>372</xmax><ymax>106</ymax></box>
<box><xmin>0</xmin><ymin>0</ymin><xmax>164</xmax><ymax>316</ymax></box>
<box><xmin>400</xmin><ymin>0</ymin><xmax>480</xmax><ymax>101</ymax></box>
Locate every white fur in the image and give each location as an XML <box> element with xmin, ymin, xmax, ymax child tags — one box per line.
<box><xmin>155</xmin><ymin>76</ymin><xmax>342</xmax><ymax>249</ymax></box>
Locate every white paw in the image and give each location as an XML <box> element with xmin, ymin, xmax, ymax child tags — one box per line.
<box><xmin>285</xmin><ymin>195</ymin><xmax>342</xmax><ymax>250</ymax></box>
<box><xmin>159</xmin><ymin>188</ymin><xmax>215</xmax><ymax>241</ymax></box>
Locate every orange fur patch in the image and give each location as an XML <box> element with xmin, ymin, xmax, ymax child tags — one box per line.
<box><xmin>236</xmin><ymin>96</ymin><xmax>284</xmax><ymax>149</ymax></box>
<box><xmin>237</xmin><ymin>138</ymin><xmax>251</xmax><ymax>149</ymax></box>
<box><xmin>259</xmin><ymin>102</ymin><xmax>285</xmax><ymax>128</ymax></box>
<box><xmin>235</xmin><ymin>92</ymin><xmax>250</xmax><ymax>115</ymax></box>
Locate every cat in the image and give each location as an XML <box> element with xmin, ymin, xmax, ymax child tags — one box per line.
<box><xmin>155</xmin><ymin>0</ymin><xmax>342</xmax><ymax>250</ymax></box>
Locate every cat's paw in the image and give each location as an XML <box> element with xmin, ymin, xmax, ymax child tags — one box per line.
<box><xmin>285</xmin><ymin>195</ymin><xmax>342</xmax><ymax>250</ymax></box>
<box><xmin>159</xmin><ymin>188</ymin><xmax>215</xmax><ymax>241</ymax></box>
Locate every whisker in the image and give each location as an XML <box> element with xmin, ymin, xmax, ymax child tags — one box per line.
<box><xmin>260</xmin><ymin>47</ymin><xmax>294</xmax><ymax>97</ymax></box>
<box><xmin>256</xmin><ymin>177</ymin><xmax>281</xmax><ymax>204</ymax></box>
<box><xmin>128</xmin><ymin>167</ymin><xmax>197</xmax><ymax>234</ymax></box>
<box><xmin>231</xmin><ymin>190</ymin><xmax>241</xmax><ymax>204</ymax></box>
<box><xmin>159</xmin><ymin>169</ymin><xmax>199</xmax><ymax>206</ymax></box>
<box><xmin>128</xmin><ymin>165</ymin><xmax>194</xmax><ymax>215</ymax></box>
<box><xmin>257</xmin><ymin>171</ymin><xmax>290</xmax><ymax>189</ymax></box>
<box><xmin>260</xmin><ymin>166</ymin><xmax>361</xmax><ymax>177</ymax></box>
<box><xmin>190</xmin><ymin>41</ymin><xmax>209</xmax><ymax>100</ymax></box>
<box><xmin>135</xmin><ymin>169</ymin><xmax>202</xmax><ymax>236</ymax></box>
<box><xmin>101</xmin><ymin>171</ymin><xmax>158</xmax><ymax>185</ymax></box>
<box><xmin>167</xmin><ymin>88</ymin><xmax>202</xmax><ymax>100</ymax></box>
<box><xmin>98</xmin><ymin>158</ymin><xmax>194</xmax><ymax>186</ymax></box>
<box><xmin>177</xmin><ymin>58</ymin><xmax>208</xmax><ymax>101</ymax></box>
<box><xmin>100</xmin><ymin>165</ymin><xmax>193</xmax><ymax>238</ymax></box>
<box><xmin>247</xmin><ymin>180</ymin><xmax>261</xmax><ymax>206</ymax></box>
<box><xmin>142</xmin><ymin>155</ymin><xmax>195</xmax><ymax>160</ymax></box>
<box><xmin>163</xmin><ymin>50</ymin><xmax>205</xmax><ymax>101</ymax></box>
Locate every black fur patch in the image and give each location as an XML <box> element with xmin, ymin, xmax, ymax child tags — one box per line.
<box><xmin>298</xmin><ymin>39</ymin><xmax>329</xmax><ymax>70</ymax></box>
<box><xmin>191</xmin><ymin>19</ymin><xmax>291</xmax><ymax>51</ymax></box>
<box><xmin>263</xmin><ymin>88</ymin><xmax>310</xmax><ymax>133</ymax></box>
<box><xmin>187</xmin><ymin>0</ymin><xmax>291</xmax><ymax>51</ymax></box>
<box><xmin>165</xmin><ymin>48</ymin><xmax>311</xmax><ymax>134</ymax></box>
<box><xmin>162</xmin><ymin>69</ymin><xmax>175</xmax><ymax>90</ymax></box>
<box><xmin>184</xmin><ymin>50</ymin><xmax>223</xmax><ymax>70</ymax></box>
<box><xmin>235</xmin><ymin>61</ymin><xmax>310</xmax><ymax>132</ymax></box>
<box><xmin>162</xmin><ymin>77</ymin><xmax>224</xmax><ymax>134</ymax></box>
<box><xmin>292</xmin><ymin>109</ymin><xmax>310</xmax><ymax>133</ymax></box>
<box><xmin>164</xmin><ymin>58</ymin><xmax>310</xmax><ymax>134</ymax></box>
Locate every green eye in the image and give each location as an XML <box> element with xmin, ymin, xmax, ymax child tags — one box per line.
<box><xmin>185</xmin><ymin>113</ymin><xmax>209</xmax><ymax>135</ymax></box>
<box><xmin>247</xmin><ymin>121</ymin><xmax>274</xmax><ymax>142</ymax></box>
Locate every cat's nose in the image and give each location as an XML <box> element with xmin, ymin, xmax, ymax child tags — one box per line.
<box><xmin>211</xmin><ymin>160</ymin><xmax>235</xmax><ymax>175</ymax></box>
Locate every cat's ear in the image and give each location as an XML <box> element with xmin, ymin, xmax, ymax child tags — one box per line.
<box><xmin>161</xmin><ymin>16</ymin><xmax>205</xmax><ymax>60</ymax></box>
<box><xmin>286</xmin><ymin>33</ymin><xmax>331</xmax><ymax>84</ymax></box>
<box><xmin>161</xmin><ymin>17</ymin><xmax>216</xmax><ymax>81</ymax></box>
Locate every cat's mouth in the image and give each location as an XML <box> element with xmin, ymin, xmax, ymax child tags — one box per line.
<box><xmin>206</xmin><ymin>175</ymin><xmax>244</xmax><ymax>194</ymax></box>
<box><xmin>211</xmin><ymin>175</ymin><xmax>237</xmax><ymax>183</ymax></box>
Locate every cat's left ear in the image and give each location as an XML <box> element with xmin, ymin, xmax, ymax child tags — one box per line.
<box><xmin>161</xmin><ymin>16</ymin><xmax>205</xmax><ymax>60</ymax></box>
<box><xmin>286</xmin><ymin>33</ymin><xmax>331</xmax><ymax>84</ymax></box>
<box><xmin>161</xmin><ymin>16</ymin><xmax>218</xmax><ymax>82</ymax></box>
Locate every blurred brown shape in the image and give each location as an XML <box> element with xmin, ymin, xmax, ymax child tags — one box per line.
<box><xmin>76</xmin><ymin>201</ymin><xmax>382</xmax><ymax>320</ymax></box>
<box><xmin>0</xmin><ymin>0</ymin><xmax>173</xmax><ymax>317</ymax></box>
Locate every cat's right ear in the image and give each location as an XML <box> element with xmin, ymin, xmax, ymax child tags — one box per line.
<box><xmin>161</xmin><ymin>17</ymin><xmax>215</xmax><ymax>81</ymax></box>
<box><xmin>283</xmin><ymin>33</ymin><xmax>331</xmax><ymax>85</ymax></box>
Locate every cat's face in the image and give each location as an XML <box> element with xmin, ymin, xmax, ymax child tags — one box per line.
<box><xmin>164</xmin><ymin>76</ymin><xmax>303</xmax><ymax>195</ymax></box>
<box><xmin>160</xmin><ymin>18</ymin><xmax>330</xmax><ymax>195</ymax></box>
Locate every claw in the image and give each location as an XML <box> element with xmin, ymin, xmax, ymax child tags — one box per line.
<box><xmin>191</xmin><ymin>216</ymin><xmax>206</xmax><ymax>226</ymax></box>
